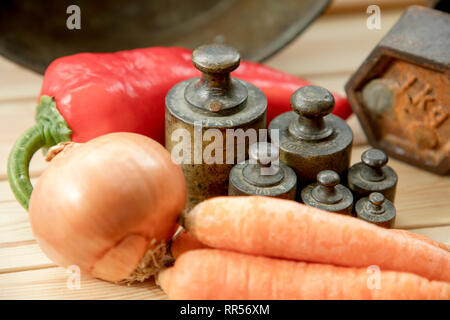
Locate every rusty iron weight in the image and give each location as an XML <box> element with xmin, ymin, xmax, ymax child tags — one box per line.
<box><xmin>348</xmin><ymin>148</ymin><xmax>398</xmax><ymax>203</ymax></box>
<box><xmin>228</xmin><ymin>142</ymin><xmax>297</xmax><ymax>199</ymax></box>
<box><xmin>345</xmin><ymin>6</ymin><xmax>450</xmax><ymax>175</ymax></box>
<box><xmin>165</xmin><ymin>44</ymin><xmax>267</xmax><ymax>211</ymax></box>
<box><xmin>268</xmin><ymin>86</ymin><xmax>353</xmax><ymax>186</ymax></box>
<box><xmin>356</xmin><ymin>192</ymin><xmax>396</xmax><ymax>228</ymax></box>
<box><xmin>301</xmin><ymin>170</ymin><xmax>353</xmax><ymax>214</ymax></box>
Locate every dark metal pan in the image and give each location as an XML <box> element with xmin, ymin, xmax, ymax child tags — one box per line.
<box><xmin>0</xmin><ymin>0</ymin><xmax>330</xmax><ymax>74</ymax></box>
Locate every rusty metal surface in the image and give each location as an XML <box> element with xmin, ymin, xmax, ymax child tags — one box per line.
<box><xmin>301</xmin><ymin>170</ymin><xmax>353</xmax><ymax>215</ymax></box>
<box><xmin>348</xmin><ymin>148</ymin><xmax>398</xmax><ymax>203</ymax></box>
<box><xmin>345</xmin><ymin>6</ymin><xmax>450</xmax><ymax>175</ymax></box>
<box><xmin>165</xmin><ymin>45</ymin><xmax>267</xmax><ymax>210</ymax></box>
<box><xmin>0</xmin><ymin>0</ymin><xmax>330</xmax><ymax>74</ymax></box>
<box><xmin>228</xmin><ymin>142</ymin><xmax>297</xmax><ymax>199</ymax></box>
<box><xmin>269</xmin><ymin>86</ymin><xmax>353</xmax><ymax>186</ymax></box>
<box><xmin>355</xmin><ymin>192</ymin><xmax>396</xmax><ymax>228</ymax></box>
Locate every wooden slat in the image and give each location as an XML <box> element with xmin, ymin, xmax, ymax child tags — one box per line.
<box><xmin>0</xmin><ymin>181</ymin><xmax>14</xmax><ymax>203</ymax></box>
<box><xmin>0</xmin><ymin>202</ymin><xmax>33</xmax><ymax>245</ymax></box>
<box><xmin>0</xmin><ymin>243</ymin><xmax>54</xmax><ymax>273</ymax></box>
<box><xmin>0</xmin><ymin>267</ymin><xmax>167</xmax><ymax>300</ymax></box>
<box><xmin>409</xmin><ymin>226</ymin><xmax>450</xmax><ymax>246</ymax></box>
<box><xmin>302</xmin><ymin>72</ymin><xmax>351</xmax><ymax>96</ymax></box>
<box><xmin>266</xmin><ymin>10</ymin><xmax>403</xmax><ymax>76</ymax></box>
<box><xmin>0</xmin><ymin>57</ymin><xmax>42</xmax><ymax>101</ymax></box>
<box><xmin>347</xmin><ymin>114</ymin><xmax>368</xmax><ymax>146</ymax></box>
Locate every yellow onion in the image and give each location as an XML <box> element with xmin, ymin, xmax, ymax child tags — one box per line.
<box><xmin>29</xmin><ymin>132</ymin><xmax>186</xmax><ymax>282</ymax></box>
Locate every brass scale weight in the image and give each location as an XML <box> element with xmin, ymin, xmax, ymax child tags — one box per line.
<box><xmin>165</xmin><ymin>44</ymin><xmax>267</xmax><ymax>210</ymax></box>
<box><xmin>228</xmin><ymin>142</ymin><xmax>297</xmax><ymax>199</ymax></box>
<box><xmin>166</xmin><ymin>44</ymin><xmax>397</xmax><ymax>226</ymax></box>
<box><xmin>269</xmin><ymin>86</ymin><xmax>353</xmax><ymax>187</ymax></box>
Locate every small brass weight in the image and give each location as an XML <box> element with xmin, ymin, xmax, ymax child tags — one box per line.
<box><xmin>355</xmin><ymin>192</ymin><xmax>396</xmax><ymax>228</ymax></box>
<box><xmin>269</xmin><ymin>86</ymin><xmax>353</xmax><ymax>187</ymax></box>
<box><xmin>348</xmin><ymin>148</ymin><xmax>398</xmax><ymax>202</ymax></box>
<box><xmin>301</xmin><ymin>170</ymin><xmax>353</xmax><ymax>215</ymax></box>
<box><xmin>228</xmin><ymin>142</ymin><xmax>297</xmax><ymax>199</ymax></box>
<box><xmin>165</xmin><ymin>44</ymin><xmax>267</xmax><ymax>210</ymax></box>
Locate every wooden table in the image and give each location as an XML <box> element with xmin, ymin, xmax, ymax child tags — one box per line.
<box><xmin>1</xmin><ymin>0</ymin><xmax>448</xmax><ymax>299</ymax></box>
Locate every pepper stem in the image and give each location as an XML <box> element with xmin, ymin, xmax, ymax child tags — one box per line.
<box><xmin>7</xmin><ymin>96</ymin><xmax>72</xmax><ymax>210</ymax></box>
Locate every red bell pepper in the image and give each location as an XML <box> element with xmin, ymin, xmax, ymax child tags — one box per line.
<box><xmin>8</xmin><ymin>47</ymin><xmax>352</xmax><ymax>210</ymax></box>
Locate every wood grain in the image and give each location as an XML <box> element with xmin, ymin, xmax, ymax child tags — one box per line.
<box><xmin>0</xmin><ymin>202</ymin><xmax>34</xmax><ymax>245</ymax></box>
<box><xmin>409</xmin><ymin>226</ymin><xmax>450</xmax><ymax>247</ymax></box>
<box><xmin>0</xmin><ymin>60</ymin><xmax>41</xmax><ymax>101</ymax></box>
<box><xmin>0</xmin><ymin>243</ymin><xmax>54</xmax><ymax>274</ymax></box>
<box><xmin>0</xmin><ymin>267</ymin><xmax>167</xmax><ymax>300</ymax></box>
<box><xmin>266</xmin><ymin>10</ymin><xmax>402</xmax><ymax>77</ymax></box>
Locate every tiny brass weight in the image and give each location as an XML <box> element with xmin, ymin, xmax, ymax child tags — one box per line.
<box><xmin>348</xmin><ymin>148</ymin><xmax>398</xmax><ymax>203</ymax></box>
<box><xmin>268</xmin><ymin>86</ymin><xmax>353</xmax><ymax>186</ymax></box>
<box><xmin>165</xmin><ymin>44</ymin><xmax>267</xmax><ymax>210</ymax></box>
<box><xmin>356</xmin><ymin>192</ymin><xmax>396</xmax><ymax>228</ymax></box>
<box><xmin>228</xmin><ymin>142</ymin><xmax>297</xmax><ymax>199</ymax></box>
<box><xmin>301</xmin><ymin>170</ymin><xmax>353</xmax><ymax>215</ymax></box>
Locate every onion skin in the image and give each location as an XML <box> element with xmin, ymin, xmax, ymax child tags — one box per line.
<box><xmin>29</xmin><ymin>133</ymin><xmax>186</xmax><ymax>282</ymax></box>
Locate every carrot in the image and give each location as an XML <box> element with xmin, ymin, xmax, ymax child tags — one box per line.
<box><xmin>390</xmin><ymin>229</ymin><xmax>449</xmax><ymax>252</ymax></box>
<box><xmin>170</xmin><ymin>229</ymin><xmax>208</xmax><ymax>259</ymax></box>
<box><xmin>158</xmin><ymin>249</ymin><xmax>450</xmax><ymax>300</ymax></box>
<box><xmin>183</xmin><ymin>196</ymin><xmax>450</xmax><ymax>282</ymax></box>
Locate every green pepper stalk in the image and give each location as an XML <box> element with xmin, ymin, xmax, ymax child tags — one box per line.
<box><xmin>7</xmin><ymin>96</ymin><xmax>72</xmax><ymax>210</ymax></box>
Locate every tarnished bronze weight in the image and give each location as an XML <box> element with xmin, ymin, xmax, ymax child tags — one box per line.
<box><xmin>301</xmin><ymin>170</ymin><xmax>353</xmax><ymax>215</ymax></box>
<box><xmin>228</xmin><ymin>142</ymin><xmax>297</xmax><ymax>199</ymax></box>
<box><xmin>268</xmin><ymin>86</ymin><xmax>353</xmax><ymax>186</ymax></box>
<box><xmin>165</xmin><ymin>44</ymin><xmax>267</xmax><ymax>210</ymax></box>
<box><xmin>356</xmin><ymin>192</ymin><xmax>396</xmax><ymax>228</ymax></box>
<box><xmin>348</xmin><ymin>148</ymin><xmax>398</xmax><ymax>203</ymax></box>
<box><xmin>345</xmin><ymin>6</ymin><xmax>450</xmax><ymax>175</ymax></box>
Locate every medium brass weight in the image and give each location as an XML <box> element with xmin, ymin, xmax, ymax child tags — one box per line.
<box><xmin>269</xmin><ymin>86</ymin><xmax>353</xmax><ymax>188</ymax></box>
<box><xmin>165</xmin><ymin>44</ymin><xmax>267</xmax><ymax>210</ymax></box>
